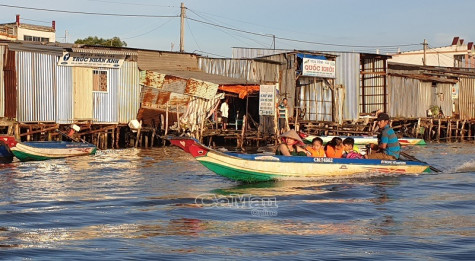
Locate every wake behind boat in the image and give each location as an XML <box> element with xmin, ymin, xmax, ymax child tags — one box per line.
<box><xmin>170</xmin><ymin>137</ymin><xmax>431</xmax><ymax>183</ymax></box>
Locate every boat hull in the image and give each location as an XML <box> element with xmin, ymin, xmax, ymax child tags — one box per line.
<box><xmin>303</xmin><ymin>135</ymin><xmax>426</xmax><ymax>145</ymax></box>
<box><xmin>0</xmin><ymin>141</ymin><xmax>13</xmax><ymax>163</ymax></box>
<box><xmin>11</xmin><ymin>141</ymin><xmax>97</xmax><ymax>162</ymax></box>
<box><xmin>170</xmin><ymin>138</ymin><xmax>431</xmax><ymax>183</ymax></box>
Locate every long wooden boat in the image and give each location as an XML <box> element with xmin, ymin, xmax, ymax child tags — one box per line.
<box><xmin>170</xmin><ymin>137</ymin><xmax>431</xmax><ymax>183</ymax></box>
<box><xmin>10</xmin><ymin>141</ymin><xmax>97</xmax><ymax>162</ymax></box>
<box><xmin>302</xmin><ymin>135</ymin><xmax>426</xmax><ymax>145</ymax></box>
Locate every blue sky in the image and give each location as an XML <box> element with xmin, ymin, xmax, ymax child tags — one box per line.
<box><xmin>1</xmin><ymin>0</ymin><xmax>474</xmax><ymax>57</ymax></box>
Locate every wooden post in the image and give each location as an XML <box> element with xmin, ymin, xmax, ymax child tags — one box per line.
<box><xmin>115</xmin><ymin>126</ymin><xmax>120</xmax><ymax>149</ymax></box>
<box><xmin>469</xmin><ymin>122</ymin><xmax>472</xmax><ymax>140</ymax></box>
<box><xmin>437</xmin><ymin>119</ymin><xmax>441</xmax><ymax>142</ymax></box>
<box><xmin>447</xmin><ymin>119</ymin><xmax>452</xmax><ymax>141</ymax></box>
<box><xmin>428</xmin><ymin>118</ymin><xmax>433</xmax><ymax>142</ymax></box>
<box><xmin>151</xmin><ymin>129</ymin><xmax>156</xmax><ymax>147</ymax></box>
<box><xmin>460</xmin><ymin>120</ymin><xmax>466</xmax><ymax>140</ymax></box>
<box><xmin>14</xmin><ymin>123</ymin><xmax>20</xmax><ymax>140</ymax></box>
<box><xmin>48</xmin><ymin>132</ymin><xmax>53</xmax><ymax>141</ymax></box>
<box><xmin>105</xmin><ymin>132</ymin><xmax>109</xmax><ymax>149</ymax></box>
<box><xmin>145</xmin><ymin>134</ymin><xmax>149</xmax><ymax>148</ymax></box>
<box><xmin>111</xmin><ymin>128</ymin><xmax>115</xmax><ymax>149</ymax></box>
<box><xmin>176</xmin><ymin>104</ymin><xmax>181</xmax><ymax>133</ymax></box>
<box><xmin>135</xmin><ymin>121</ymin><xmax>142</xmax><ymax>148</ymax></box>
<box><xmin>240</xmin><ymin>115</ymin><xmax>246</xmax><ymax>150</ymax></box>
<box><xmin>27</xmin><ymin>126</ymin><xmax>32</xmax><ymax>141</ymax></box>
<box><xmin>163</xmin><ymin>102</ymin><xmax>169</xmax><ymax>146</ymax></box>
<box><xmin>456</xmin><ymin>120</ymin><xmax>459</xmax><ymax>140</ymax></box>
<box><xmin>165</xmin><ymin>102</ymin><xmax>169</xmax><ymax>136</ymax></box>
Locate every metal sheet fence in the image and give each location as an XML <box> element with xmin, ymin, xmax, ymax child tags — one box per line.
<box><xmin>388</xmin><ymin>76</ymin><xmax>431</xmax><ymax>118</ymax></box>
<box><xmin>16</xmin><ymin>51</ymin><xmax>56</xmax><ymax>122</ymax></box>
<box><xmin>56</xmin><ymin>59</ymin><xmax>74</xmax><ymax>124</ymax></box>
<box><xmin>93</xmin><ymin>69</ymin><xmax>118</xmax><ymax>123</ymax></box>
<box><xmin>298</xmin><ymin>79</ymin><xmax>333</xmax><ymax>121</ymax></box>
<box><xmin>458</xmin><ymin>77</ymin><xmax>475</xmax><ymax>120</ymax></box>
<box><xmin>118</xmin><ymin>61</ymin><xmax>140</xmax><ymax>124</ymax></box>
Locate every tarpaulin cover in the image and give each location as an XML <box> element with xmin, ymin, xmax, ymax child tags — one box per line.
<box><xmin>297</xmin><ymin>53</ymin><xmax>327</xmax><ymax>60</ymax></box>
<box><xmin>218</xmin><ymin>85</ymin><xmax>260</xmax><ymax>99</ymax></box>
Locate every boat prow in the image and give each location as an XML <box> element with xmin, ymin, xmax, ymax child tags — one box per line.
<box><xmin>170</xmin><ymin>137</ymin><xmax>432</xmax><ymax>183</ymax></box>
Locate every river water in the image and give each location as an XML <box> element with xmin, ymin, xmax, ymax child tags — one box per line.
<box><xmin>0</xmin><ymin>142</ymin><xmax>474</xmax><ymax>260</ymax></box>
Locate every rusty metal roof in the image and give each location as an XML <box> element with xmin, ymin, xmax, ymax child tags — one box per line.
<box><xmin>72</xmin><ymin>47</ymin><xmax>138</xmax><ymax>56</ymax></box>
<box><xmin>153</xmin><ymin>70</ymin><xmax>259</xmax><ymax>85</ymax></box>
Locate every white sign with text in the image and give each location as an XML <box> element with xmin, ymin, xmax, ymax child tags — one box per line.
<box><xmin>259</xmin><ymin>85</ymin><xmax>276</xmax><ymax>116</ymax></box>
<box><xmin>302</xmin><ymin>58</ymin><xmax>336</xmax><ymax>78</ymax></box>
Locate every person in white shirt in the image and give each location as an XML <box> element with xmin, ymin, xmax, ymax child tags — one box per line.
<box><xmin>220</xmin><ymin>98</ymin><xmax>229</xmax><ymax>130</ymax></box>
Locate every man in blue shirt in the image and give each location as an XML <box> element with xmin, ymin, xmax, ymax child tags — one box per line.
<box><xmin>367</xmin><ymin>113</ymin><xmax>401</xmax><ymax>160</ymax></box>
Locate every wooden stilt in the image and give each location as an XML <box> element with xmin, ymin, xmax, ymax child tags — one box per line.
<box><xmin>455</xmin><ymin>120</ymin><xmax>459</xmax><ymax>140</ymax></box>
<box><xmin>145</xmin><ymin>135</ymin><xmax>149</xmax><ymax>148</ymax></box>
<box><xmin>115</xmin><ymin>126</ymin><xmax>120</xmax><ymax>149</ymax></box>
<box><xmin>437</xmin><ymin>119</ymin><xmax>441</xmax><ymax>142</ymax></box>
<box><xmin>151</xmin><ymin>129</ymin><xmax>156</xmax><ymax>147</ymax></box>
<box><xmin>135</xmin><ymin>120</ymin><xmax>142</xmax><ymax>148</ymax></box>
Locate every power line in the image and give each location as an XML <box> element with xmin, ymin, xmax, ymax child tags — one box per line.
<box><xmin>186</xmin><ymin>17</ymin><xmax>421</xmax><ymax>49</ymax></box>
<box><xmin>86</xmin><ymin>0</ymin><xmax>177</xmax><ymax>8</ymax></box>
<box><xmin>0</xmin><ymin>3</ymin><xmax>178</xmax><ymax>18</ymax></box>
<box><xmin>123</xmin><ymin>18</ymin><xmax>174</xmax><ymax>39</ymax></box>
<box><xmin>186</xmin><ymin>9</ymin><xmax>269</xmax><ymax>48</ymax></box>
<box><xmin>185</xmin><ymin>19</ymin><xmax>202</xmax><ymax>53</ymax></box>
<box><xmin>21</xmin><ymin>18</ymin><xmax>50</xmax><ymax>24</ymax></box>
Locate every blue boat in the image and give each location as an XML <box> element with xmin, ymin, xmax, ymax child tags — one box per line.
<box><xmin>0</xmin><ymin>140</ymin><xmax>14</xmax><ymax>163</ymax></box>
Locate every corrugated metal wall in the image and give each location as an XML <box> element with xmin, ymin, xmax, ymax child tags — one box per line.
<box><xmin>56</xmin><ymin>59</ymin><xmax>74</xmax><ymax>124</ymax></box>
<box><xmin>435</xmin><ymin>83</ymin><xmax>453</xmax><ymax>118</ymax></box>
<box><xmin>458</xmin><ymin>77</ymin><xmax>475</xmax><ymax>120</ymax></box>
<box><xmin>93</xmin><ymin>69</ymin><xmax>118</xmax><ymax>123</ymax></box>
<box><xmin>73</xmin><ymin>67</ymin><xmax>93</xmax><ymax>120</ymax></box>
<box><xmin>0</xmin><ymin>46</ymin><xmax>5</xmax><ymax>117</ymax></box>
<box><xmin>388</xmin><ymin>76</ymin><xmax>431</xmax><ymax>118</ymax></box>
<box><xmin>118</xmin><ymin>61</ymin><xmax>140</xmax><ymax>123</ymax></box>
<box><xmin>321</xmin><ymin>52</ymin><xmax>360</xmax><ymax>121</ymax></box>
<box><xmin>198</xmin><ymin>58</ymin><xmax>279</xmax><ymax>84</ymax></box>
<box><xmin>298</xmin><ymin>78</ymin><xmax>333</xmax><ymax>121</ymax></box>
<box><xmin>16</xmin><ymin>51</ymin><xmax>56</xmax><ymax>122</ymax></box>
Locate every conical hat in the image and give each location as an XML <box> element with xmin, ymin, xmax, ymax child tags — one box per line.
<box><xmin>279</xmin><ymin>129</ymin><xmax>304</xmax><ymax>145</ymax></box>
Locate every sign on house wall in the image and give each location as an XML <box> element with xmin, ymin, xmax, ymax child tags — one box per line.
<box><xmin>259</xmin><ymin>85</ymin><xmax>276</xmax><ymax>116</ymax></box>
<box><xmin>58</xmin><ymin>52</ymin><xmax>125</xmax><ymax>68</ymax></box>
<box><xmin>302</xmin><ymin>58</ymin><xmax>336</xmax><ymax>78</ymax></box>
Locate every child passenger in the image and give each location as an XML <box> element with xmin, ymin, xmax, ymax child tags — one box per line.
<box><xmin>306</xmin><ymin>137</ymin><xmax>326</xmax><ymax>157</ymax></box>
<box><xmin>325</xmin><ymin>137</ymin><xmax>344</xmax><ymax>158</ymax></box>
<box><xmin>342</xmin><ymin>137</ymin><xmax>366</xmax><ymax>159</ymax></box>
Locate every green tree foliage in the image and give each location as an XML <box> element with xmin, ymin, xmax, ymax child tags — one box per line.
<box><xmin>74</xmin><ymin>36</ymin><xmax>127</xmax><ymax>47</ymax></box>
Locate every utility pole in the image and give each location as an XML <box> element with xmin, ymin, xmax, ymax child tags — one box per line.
<box><xmin>180</xmin><ymin>2</ymin><xmax>185</xmax><ymax>52</ymax></box>
<box><xmin>273</xmin><ymin>34</ymin><xmax>275</xmax><ymax>50</ymax></box>
<box><xmin>423</xmin><ymin>39</ymin><xmax>428</xmax><ymax>66</ymax></box>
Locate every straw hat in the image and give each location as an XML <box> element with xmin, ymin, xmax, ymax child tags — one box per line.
<box><xmin>279</xmin><ymin>129</ymin><xmax>304</xmax><ymax>145</ymax></box>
